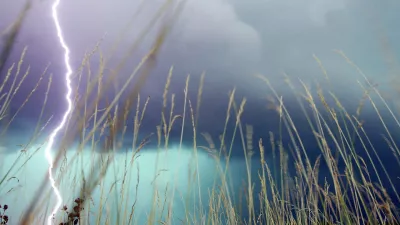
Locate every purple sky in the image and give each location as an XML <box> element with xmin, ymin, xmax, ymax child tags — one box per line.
<box><xmin>1</xmin><ymin>0</ymin><xmax>398</xmax><ymax>94</ymax></box>
<box><xmin>0</xmin><ymin>0</ymin><xmax>398</xmax><ymax>141</ymax></box>
<box><xmin>0</xmin><ymin>0</ymin><xmax>399</xmax><ymax>150</ymax></box>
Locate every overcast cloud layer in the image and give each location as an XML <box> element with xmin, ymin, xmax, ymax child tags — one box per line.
<box><xmin>2</xmin><ymin>0</ymin><xmax>399</xmax><ymax>90</ymax></box>
<box><xmin>0</xmin><ymin>0</ymin><xmax>398</xmax><ymax>132</ymax></box>
<box><xmin>1</xmin><ymin>0</ymin><xmax>397</xmax><ymax>142</ymax></box>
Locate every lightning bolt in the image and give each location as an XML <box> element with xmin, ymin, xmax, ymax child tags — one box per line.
<box><xmin>45</xmin><ymin>0</ymin><xmax>73</xmax><ymax>224</ymax></box>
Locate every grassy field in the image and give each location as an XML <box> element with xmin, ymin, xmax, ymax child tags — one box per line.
<box><xmin>1</xmin><ymin>1</ymin><xmax>400</xmax><ymax>225</ymax></box>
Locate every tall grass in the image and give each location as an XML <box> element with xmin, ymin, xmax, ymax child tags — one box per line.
<box><xmin>1</xmin><ymin>2</ymin><xmax>400</xmax><ymax>225</ymax></box>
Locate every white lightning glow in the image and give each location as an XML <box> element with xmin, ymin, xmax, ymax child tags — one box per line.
<box><xmin>45</xmin><ymin>0</ymin><xmax>73</xmax><ymax>224</ymax></box>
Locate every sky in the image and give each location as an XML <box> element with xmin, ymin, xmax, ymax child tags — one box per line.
<box><xmin>0</xmin><ymin>0</ymin><xmax>400</xmax><ymax>224</ymax></box>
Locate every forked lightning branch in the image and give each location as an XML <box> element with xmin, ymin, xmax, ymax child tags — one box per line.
<box><xmin>45</xmin><ymin>0</ymin><xmax>73</xmax><ymax>224</ymax></box>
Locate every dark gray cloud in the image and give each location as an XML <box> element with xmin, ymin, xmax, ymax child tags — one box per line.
<box><xmin>2</xmin><ymin>0</ymin><xmax>399</xmax><ymax>95</ymax></box>
<box><xmin>1</xmin><ymin>0</ymin><xmax>399</xmax><ymax>139</ymax></box>
<box><xmin>1</xmin><ymin>0</ymin><xmax>399</xmax><ymax>156</ymax></box>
